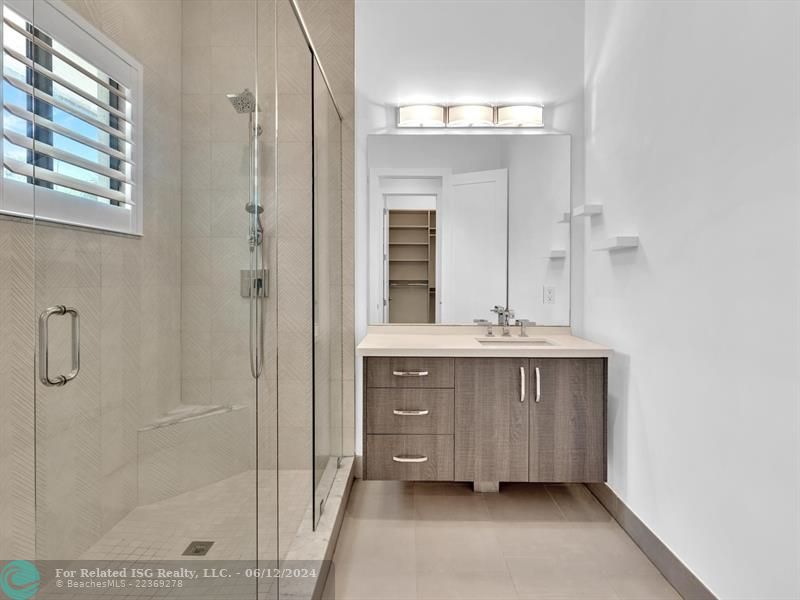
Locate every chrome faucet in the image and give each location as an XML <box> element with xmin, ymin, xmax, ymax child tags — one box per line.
<box><xmin>490</xmin><ymin>305</ymin><xmax>515</xmax><ymax>336</ymax></box>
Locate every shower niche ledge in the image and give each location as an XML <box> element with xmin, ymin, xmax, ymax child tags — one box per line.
<box><xmin>138</xmin><ymin>404</ymin><xmax>252</xmax><ymax>504</ymax></box>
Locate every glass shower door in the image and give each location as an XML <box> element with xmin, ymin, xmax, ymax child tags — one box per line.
<box><xmin>312</xmin><ymin>57</ymin><xmax>343</xmax><ymax>527</ymax></box>
<box><xmin>20</xmin><ymin>0</ymin><xmax>277</xmax><ymax>597</ymax></box>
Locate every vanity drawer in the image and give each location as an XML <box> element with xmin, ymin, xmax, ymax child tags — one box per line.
<box><xmin>367</xmin><ymin>389</ymin><xmax>454</xmax><ymax>434</ymax></box>
<box><xmin>366</xmin><ymin>434</ymin><xmax>454</xmax><ymax>481</ymax></box>
<box><xmin>366</xmin><ymin>357</ymin><xmax>454</xmax><ymax>388</ymax></box>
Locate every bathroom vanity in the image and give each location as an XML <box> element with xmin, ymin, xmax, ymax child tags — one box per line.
<box><xmin>358</xmin><ymin>327</ymin><xmax>611</xmax><ymax>491</ymax></box>
<box><xmin>361</xmin><ymin>133</ymin><xmax>608</xmax><ymax>490</ymax></box>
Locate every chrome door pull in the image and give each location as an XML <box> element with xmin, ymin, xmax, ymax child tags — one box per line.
<box><xmin>38</xmin><ymin>305</ymin><xmax>80</xmax><ymax>387</ymax></box>
<box><xmin>393</xmin><ymin>409</ymin><xmax>430</xmax><ymax>416</ymax></box>
<box><xmin>520</xmin><ymin>365</ymin><xmax>526</xmax><ymax>403</ymax></box>
<box><xmin>392</xmin><ymin>455</ymin><xmax>428</xmax><ymax>463</ymax></box>
<box><xmin>392</xmin><ymin>370</ymin><xmax>429</xmax><ymax>377</ymax></box>
<box><xmin>535</xmin><ymin>366</ymin><xmax>541</xmax><ymax>402</ymax></box>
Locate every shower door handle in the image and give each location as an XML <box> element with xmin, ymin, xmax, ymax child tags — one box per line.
<box><xmin>38</xmin><ymin>305</ymin><xmax>80</xmax><ymax>387</ymax></box>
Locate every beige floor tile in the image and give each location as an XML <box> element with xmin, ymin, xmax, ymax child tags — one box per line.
<box><xmin>609</xmin><ymin>568</ymin><xmax>682</xmax><ymax>600</ymax></box>
<box><xmin>414</xmin><ymin>492</ymin><xmax>490</xmax><ymax>522</ymax></box>
<box><xmin>413</xmin><ymin>481</ymin><xmax>475</xmax><ymax>496</ymax></box>
<box><xmin>505</xmin><ymin>555</ymin><xmax>620</xmax><ymax>600</ymax></box>
<box><xmin>483</xmin><ymin>483</ymin><xmax>565</xmax><ymax>523</ymax></box>
<box><xmin>356</xmin><ymin>479</ymin><xmax>416</xmax><ymax>496</ymax></box>
<box><xmin>416</xmin><ymin>569</ymin><xmax>518</xmax><ymax>599</ymax></box>
<box><xmin>415</xmin><ymin>522</ymin><xmax>508</xmax><ymax>573</ymax></box>
<box><xmin>334</xmin><ymin>514</ymin><xmax>416</xmax><ymax>573</ymax></box>
<box><xmin>332</xmin><ymin>564</ymin><xmax>417</xmax><ymax>600</ymax></box>
<box><xmin>347</xmin><ymin>481</ymin><xmax>416</xmax><ymax>522</ymax></box>
<box><xmin>332</xmin><ymin>481</ymin><xmax>677</xmax><ymax>600</ymax></box>
<box><xmin>546</xmin><ymin>484</ymin><xmax>615</xmax><ymax>523</ymax></box>
<box><xmin>493</xmin><ymin>522</ymin><xmax>605</xmax><ymax>562</ymax></box>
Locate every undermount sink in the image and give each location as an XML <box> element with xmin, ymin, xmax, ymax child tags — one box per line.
<box><xmin>476</xmin><ymin>337</ymin><xmax>554</xmax><ymax>346</ymax></box>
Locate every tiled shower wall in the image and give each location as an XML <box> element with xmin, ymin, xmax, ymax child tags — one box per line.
<box><xmin>180</xmin><ymin>0</ymin><xmax>269</xmax><ymax>412</ymax></box>
<box><xmin>0</xmin><ymin>0</ymin><xmax>183</xmax><ymax>559</ymax></box>
<box><xmin>180</xmin><ymin>0</ymin><xmax>355</xmax><ymax>474</ymax></box>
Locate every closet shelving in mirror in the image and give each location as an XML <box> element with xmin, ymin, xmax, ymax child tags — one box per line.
<box><xmin>387</xmin><ymin>210</ymin><xmax>436</xmax><ymax>323</ymax></box>
<box><xmin>572</xmin><ymin>203</ymin><xmax>603</xmax><ymax>217</ymax></box>
<box><xmin>547</xmin><ymin>250</ymin><xmax>567</xmax><ymax>259</ymax></box>
<box><xmin>557</xmin><ymin>212</ymin><xmax>571</xmax><ymax>223</ymax></box>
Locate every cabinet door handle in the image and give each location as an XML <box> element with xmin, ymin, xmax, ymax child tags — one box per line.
<box><xmin>535</xmin><ymin>366</ymin><xmax>541</xmax><ymax>402</ymax></box>
<box><xmin>393</xmin><ymin>409</ymin><xmax>430</xmax><ymax>416</ymax></box>
<box><xmin>392</xmin><ymin>370</ymin><xmax>429</xmax><ymax>377</ymax></box>
<box><xmin>520</xmin><ymin>366</ymin><xmax>526</xmax><ymax>403</ymax></box>
<box><xmin>392</xmin><ymin>454</ymin><xmax>428</xmax><ymax>463</ymax></box>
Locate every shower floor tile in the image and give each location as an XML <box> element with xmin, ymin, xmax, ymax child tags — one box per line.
<box><xmin>80</xmin><ymin>469</ymin><xmax>307</xmax><ymax>562</ymax></box>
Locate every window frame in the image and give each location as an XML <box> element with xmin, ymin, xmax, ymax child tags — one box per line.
<box><xmin>0</xmin><ymin>0</ymin><xmax>144</xmax><ymax>236</ymax></box>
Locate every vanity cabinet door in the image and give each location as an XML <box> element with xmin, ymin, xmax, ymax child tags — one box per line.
<box><xmin>529</xmin><ymin>358</ymin><xmax>607</xmax><ymax>482</ymax></box>
<box><xmin>454</xmin><ymin>358</ymin><xmax>529</xmax><ymax>482</ymax></box>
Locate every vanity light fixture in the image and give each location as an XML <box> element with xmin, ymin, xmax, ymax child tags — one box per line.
<box><xmin>446</xmin><ymin>104</ymin><xmax>494</xmax><ymax>127</ymax></box>
<box><xmin>496</xmin><ymin>105</ymin><xmax>544</xmax><ymax>128</ymax></box>
<box><xmin>396</xmin><ymin>105</ymin><xmax>446</xmax><ymax>127</ymax></box>
<box><xmin>396</xmin><ymin>103</ymin><xmax>545</xmax><ymax>128</ymax></box>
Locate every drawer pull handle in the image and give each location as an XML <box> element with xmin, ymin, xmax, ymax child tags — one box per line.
<box><xmin>393</xmin><ymin>370</ymin><xmax>429</xmax><ymax>377</ymax></box>
<box><xmin>393</xmin><ymin>409</ymin><xmax>430</xmax><ymax>416</ymax></box>
<box><xmin>392</xmin><ymin>454</ymin><xmax>428</xmax><ymax>463</ymax></box>
<box><xmin>520</xmin><ymin>366</ymin><xmax>526</xmax><ymax>403</ymax></box>
<box><xmin>535</xmin><ymin>366</ymin><xmax>541</xmax><ymax>402</ymax></box>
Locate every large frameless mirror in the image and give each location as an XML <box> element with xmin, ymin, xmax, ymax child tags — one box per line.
<box><xmin>367</xmin><ymin>133</ymin><xmax>571</xmax><ymax>326</ymax></box>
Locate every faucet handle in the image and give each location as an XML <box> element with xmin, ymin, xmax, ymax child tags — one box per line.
<box><xmin>514</xmin><ymin>318</ymin><xmax>534</xmax><ymax>337</ymax></box>
<box><xmin>473</xmin><ymin>318</ymin><xmax>494</xmax><ymax>337</ymax></box>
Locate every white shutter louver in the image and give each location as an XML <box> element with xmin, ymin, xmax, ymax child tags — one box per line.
<box><xmin>0</xmin><ymin>1</ymin><xmax>143</xmax><ymax>234</ymax></box>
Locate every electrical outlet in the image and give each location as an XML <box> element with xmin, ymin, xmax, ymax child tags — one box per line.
<box><xmin>543</xmin><ymin>286</ymin><xmax>556</xmax><ymax>304</ymax></box>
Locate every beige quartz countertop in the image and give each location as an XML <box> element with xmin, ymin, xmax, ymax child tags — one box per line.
<box><xmin>357</xmin><ymin>325</ymin><xmax>612</xmax><ymax>358</ymax></box>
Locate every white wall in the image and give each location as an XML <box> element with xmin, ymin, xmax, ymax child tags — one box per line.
<box><xmin>355</xmin><ymin>0</ymin><xmax>585</xmax><ymax>450</ymax></box>
<box><xmin>581</xmin><ymin>1</ymin><xmax>800</xmax><ymax>598</ymax></box>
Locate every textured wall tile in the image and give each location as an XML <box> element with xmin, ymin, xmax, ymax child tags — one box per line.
<box><xmin>211</xmin><ymin>0</ymin><xmax>257</xmax><ymax>47</ymax></box>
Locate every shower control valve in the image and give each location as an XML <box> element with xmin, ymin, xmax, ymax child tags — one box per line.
<box><xmin>240</xmin><ymin>269</ymin><xmax>269</xmax><ymax>298</ymax></box>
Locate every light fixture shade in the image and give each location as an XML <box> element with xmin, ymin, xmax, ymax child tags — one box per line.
<box><xmin>397</xmin><ymin>105</ymin><xmax>446</xmax><ymax>127</ymax></box>
<box><xmin>496</xmin><ymin>105</ymin><xmax>544</xmax><ymax>127</ymax></box>
<box><xmin>447</xmin><ymin>105</ymin><xmax>494</xmax><ymax>127</ymax></box>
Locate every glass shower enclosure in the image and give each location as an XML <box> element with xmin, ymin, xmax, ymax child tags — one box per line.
<box><xmin>0</xmin><ymin>0</ymin><xmax>344</xmax><ymax>596</ymax></box>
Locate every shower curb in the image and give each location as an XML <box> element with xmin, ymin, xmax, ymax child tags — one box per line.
<box><xmin>281</xmin><ymin>457</ymin><xmax>355</xmax><ymax>599</ymax></box>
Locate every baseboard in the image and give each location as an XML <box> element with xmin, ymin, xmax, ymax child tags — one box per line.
<box><xmin>587</xmin><ymin>483</ymin><xmax>717</xmax><ymax>600</ymax></box>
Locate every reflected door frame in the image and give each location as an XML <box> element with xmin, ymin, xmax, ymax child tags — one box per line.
<box><xmin>367</xmin><ymin>168</ymin><xmax>450</xmax><ymax>324</ymax></box>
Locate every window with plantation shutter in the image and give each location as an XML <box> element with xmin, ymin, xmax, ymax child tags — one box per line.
<box><xmin>1</xmin><ymin>0</ymin><xmax>143</xmax><ymax>234</ymax></box>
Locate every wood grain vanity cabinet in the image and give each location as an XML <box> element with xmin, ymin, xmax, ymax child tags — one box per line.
<box><xmin>454</xmin><ymin>358</ymin><xmax>529</xmax><ymax>483</ymax></box>
<box><xmin>529</xmin><ymin>358</ymin><xmax>606</xmax><ymax>482</ymax></box>
<box><xmin>363</xmin><ymin>356</ymin><xmax>607</xmax><ymax>485</ymax></box>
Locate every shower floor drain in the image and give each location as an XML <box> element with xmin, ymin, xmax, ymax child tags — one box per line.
<box><xmin>182</xmin><ymin>541</ymin><xmax>214</xmax><ymax>556</ymax></box>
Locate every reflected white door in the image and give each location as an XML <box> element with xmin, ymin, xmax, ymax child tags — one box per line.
<box><xmin>440</xmin><ymin>169</ymin><xmax>508</xmax><ymax>323</ymax></box>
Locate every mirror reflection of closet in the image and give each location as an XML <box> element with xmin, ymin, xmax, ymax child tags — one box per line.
<box><xmin>386</xmin><ymin>203</ymin><xmax>436</xmax><ymax>323</ymax></box>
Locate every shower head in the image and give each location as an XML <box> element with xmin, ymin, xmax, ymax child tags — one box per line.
<box><xmin>227</xmin><ymin>89</ymin><xmax>258</xmax><ymax>113</ymax></box>
<box><xmin>245</xmin><ymin>202</ymin><xmax>264</xmax><ymax>215</ymax></box>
